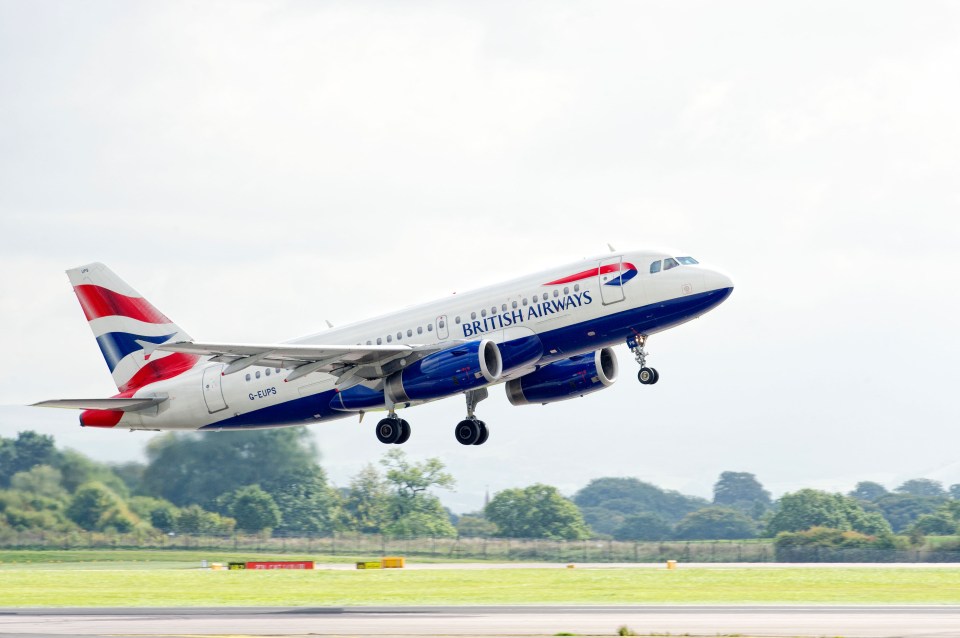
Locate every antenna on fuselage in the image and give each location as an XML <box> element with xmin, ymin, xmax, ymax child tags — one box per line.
<box><xmin>607</xmin><ymin>243</ymin><xmax>617</xmax><ymax>252</ymax></box>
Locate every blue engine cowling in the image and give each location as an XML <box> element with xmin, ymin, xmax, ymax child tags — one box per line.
<box><xmin>385</xmin><ymin>339</ymin><xmax>502</xmax><ymax>403</ymax></box>
<box><xmin>505</xmin><ymin>347</ymin><xmax>618</xmax><ymax>406</ymax></box>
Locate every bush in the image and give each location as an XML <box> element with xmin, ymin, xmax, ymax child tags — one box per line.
<box><xmin>774</xmin><ymin>526</ymin><xmax>907</xmax><ymax>561</ymax></box>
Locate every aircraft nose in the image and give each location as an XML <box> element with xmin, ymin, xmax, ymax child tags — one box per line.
<box><xmin>704</xmin><ymin>268</ymin><xmax>734</xmax><ymax>292</ymax></box>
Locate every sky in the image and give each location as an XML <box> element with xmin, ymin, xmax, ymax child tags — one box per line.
<box><xmin>1</xmin><ymin>1</ymin><xmax>959</xmax><ymax>514</ymax></box>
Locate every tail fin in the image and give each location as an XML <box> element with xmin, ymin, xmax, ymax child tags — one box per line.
<box><xmin>67</xmin><ymin>263</ymin><xmax>199</xmax><ymax>393</ymax></box>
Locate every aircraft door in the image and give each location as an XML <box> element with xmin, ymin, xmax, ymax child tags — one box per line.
<box><xmin>436</xmin><ymin>315</ymin><xmax>449</xmax><ymax>340</ymax></box>
<box><xmin>598</xmin><ymin>256</ymin><xmax>625</xmax><ymax>305</ymax></box>
<box><xmin>202</xmin><ymin>365</ymin><xmax>228</xmax><ymax>413</ymax></box>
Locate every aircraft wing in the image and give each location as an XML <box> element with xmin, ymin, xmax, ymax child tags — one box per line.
<box><xmin>157</xmin><ymin>341</ymin><xmax>441</xmax><ymax>383</ymax></box>
<box><xmin>32</xmin><ymin>397</ymin><xmax>167</xmax><ymax>411</ymax></box>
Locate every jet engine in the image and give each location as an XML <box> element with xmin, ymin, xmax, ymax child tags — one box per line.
<box><xmin>385</xmin><ymin>339</ymin><xmax>502</xmax><ymax>403</ymax></box>
<box><xmin>505</xmin><ymin>347</ymin><xmax>618</xmax><ymax>406</ymax></box>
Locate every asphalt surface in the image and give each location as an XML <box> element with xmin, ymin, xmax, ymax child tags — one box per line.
<box><xmin>2</xmin><ymin>605</ymin><xmax>960</xmax><ymax>638</ymax></box>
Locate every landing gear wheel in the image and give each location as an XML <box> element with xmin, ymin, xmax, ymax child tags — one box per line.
<box><xmin>473</xmin><ymin>421</ymin><xmax>489</xmax><ymax>445</ymax></box>
<box><xmin>376</xmin><ymin>417</ymin><xmax>402</xmax><ymax>444</ymax></box>
<box><xmin>395</xmin><ymin>419</ymin><xmax>411</xmax><ymax>444</ymax></box>
<box><xmin>650</xmin><ymin>368</ymin><xmax>660</xmax><ymax>384</ymax></box>
<box><xmin>455</xmin><ymin>419</ymin><xmax>482</xmax><ymax>445</ymax></box>
<box><xmin>638</xmin><ymin>367</ymin><xmax>657</xmax><ymax>385</ymax></box>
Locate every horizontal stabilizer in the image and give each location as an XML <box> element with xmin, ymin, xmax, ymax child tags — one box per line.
<box><xmin>31</xmin><ymin>397</ymin><xmax>167</xmax><ymax>412</ymax></box>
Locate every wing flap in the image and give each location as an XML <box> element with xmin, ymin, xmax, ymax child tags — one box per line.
<box><xmin>158</xmin><ymin>341</ymin><xmax>441</xmax><ymax>382</ymax></box>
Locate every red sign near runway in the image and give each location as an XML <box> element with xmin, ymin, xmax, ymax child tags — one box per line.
<box><xmin>245</xmin><ymin>561</ymin><xmax>314</xmax><ymax>570</ymax></box>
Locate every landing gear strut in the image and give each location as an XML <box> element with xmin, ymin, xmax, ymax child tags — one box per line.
<box><xmin>628</xmin><ymin>334</ymin><xmax>659</xmax><ymax>385</ymax></box>
<box><xmin>456</xmin><ymin>388</ymin><xmax>490</xmax><ymax>445</ymax></box>
<box><xmin>375</xmin><ymin>413</ymin><xmax>411</xmax><ymax>444</ymax></box>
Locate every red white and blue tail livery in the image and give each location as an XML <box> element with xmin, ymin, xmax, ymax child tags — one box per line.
<box><xmin>35</xmin><ymin>250</ymin><xmax>733</xmax><ymax>445</ymax></box>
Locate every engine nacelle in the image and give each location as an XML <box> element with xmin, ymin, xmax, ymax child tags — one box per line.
<box><xmin>505</xmin><ymin>347</ymin><xmax>618</xmax><ymax>406</ymax></box>
<box><xmin>386</xmin><ymin>339</ymin><xmax>502</xmax><ymax>403</ymax></box>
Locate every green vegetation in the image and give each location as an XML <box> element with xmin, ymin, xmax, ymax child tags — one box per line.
<box><xmin>485</xmin><ymin>484</ymin><xmax>590</xmax><ymax>540</ymax></box>
<box><xmin>0</xmin><ymin>563</ymin><xmax>959</xmax><ymax>606</ymax></box>
<box><xmin>5</xmin><ymin>428</ymin><xmax>960</xmax><ymax>559</ymax></box>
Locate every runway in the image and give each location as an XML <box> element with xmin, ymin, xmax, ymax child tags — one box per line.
<box><xmin>3</xmin><ymin>605</ymin><xmax>960</xmax><ymax>638</ymax></box>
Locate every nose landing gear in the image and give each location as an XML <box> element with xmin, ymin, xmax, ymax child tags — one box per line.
<box><xmin>628</xmin><ymin>334</ymin><xmax>660</xmax><ymax>385</ymax></box>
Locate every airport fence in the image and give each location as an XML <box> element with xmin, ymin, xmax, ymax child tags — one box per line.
<box><xmin>1</xmin><ymin>529</ymin><xmax>959</xmax><ymax>562</ymax></box>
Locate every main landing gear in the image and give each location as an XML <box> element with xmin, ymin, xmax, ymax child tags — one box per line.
<box><xmin>456</xmin><ymin>388</ymin><xmax>490</xmax><ymax>446</ymax></box>
<box><xmin>628</xmin><ymin>335</ymin><xmax>660</xmax><ymax>385</ymax></box>
<box><xmin>375</xmin><ymin>414</ymin><xmax>411</xmax><ymax>445</ymax></box>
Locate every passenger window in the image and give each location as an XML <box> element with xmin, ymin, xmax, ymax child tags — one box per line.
<box><xmin>563</xmin><ymin>287</ymin><xmax>569</xmax><ymax>295</ymax></box>
<box><xmin>397</xmin><ymin>331</ymin><xmax>402</xmax><ymax>340</ymax></box>
<box><xmin>512</xmin><ymin>301</ymin><xmax>518</xmax><ymax>309</ymax></box>
<box><xmin>417</xmin><ymin>326</ymin><xmax>423</xmax><ymax>334</ymax></box>
<box><xmin>455</xmin><ymin>316</ymin><xmax>461</xmax><ymax>324</ymax></box>
<box><xmin>491</xmin><ymin>306</ymin><xmax>496</xmax><ymax>315</ymax></box>
<box><xmin>245</xmin><ymin>373</ymin><xmax>251</xmax><ymax>382</ymax></box>
<box><xmin>255</xmin><ymin>371</ymin><xmax>261</xmax><ymax>379</ymax></box>
<box><xmin>678</xmin><ymin>256</ymin><xmax>699</xmax><ymax>265</ymax></box>
<box><xmin>533</xmin><ymin>295</ymin><xmax>538</xmax><ymax>303</ymax></box>
<box><xmin>366</xmin><ymin>340</ymin><xmax>372</xmax><ymax>345</ymax></box>
<box><xmin>522</xmin><ymin>298</ymin><xmax>528</xmax><ymax>306</ymax></box>
<box><xmin>471</xmin><ymin>312</ymin><xmax>477</xmax><ymax>320</ymax></box>
<box><xmin>481</xmin><ymin>309</ymin><xmax>487</xmax><ymax>317</ymax></box>
<box><xmin>650</xmin><ymin>261</ymin><xmax>662</xmax><ymax>274</ymax></box>
<box><xmin>664</xmin><ymin>258</ymin><xmax>679</xmax><ymax>270</ymax></box>
<box><xmin>427</xmin><ymin>324</ymin><xmax>433</xmax><ymax>332</ymax></box>
<box><xmin>553</xmin><ymin>290</ymin><xmax>559</xmax><ymax>298</ymax></box>
<box><xmin>265</xmin><ymin>369</ymin><xmax>271</xmax><ymax>376</ymax></box>
<box><xmin>501</xmin><ymin>304</ymin><xmax>507</xmax><ymax>312</ymax></box>
<box><xmin>439</xmin><ymin>320</ymin><xmax>445</xmax><ymax>328</ymax></box>
<box><xmin>276</xmin><ymin>368</ymin><xmax>281</xmax><ymax>373</ymax></box>
<box><xmin>377</xmin><ymin>337</ymin><xmax>382</xmax><ymax>345</ymax></box>
<box><xmin>574</xmin><ymin>284</ymin><xmax>580</xmax><ymax>292</ymax></box>
<box><xmin>387</xmin><ymin>335</ymin><xmax>392</xmax><ymax>343</ymax></box>
<box><xmin>407</xmin><ymin>329</ymin><xmax>413</xmax><ymax>337</ymax></box>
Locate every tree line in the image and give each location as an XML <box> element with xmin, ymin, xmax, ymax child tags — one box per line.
<box><xmin>2</xmin><ymin>429</ymin><xmax>960</xmax><ymax>551</ymax></box>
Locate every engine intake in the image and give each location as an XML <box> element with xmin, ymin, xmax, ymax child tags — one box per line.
<box><xmin>505</xmin><ymin>347</ymin><xmax>617</xmax><ymax>406</ymax></box>
<box><xmin>386</xmin><ymin>339</ymin><xmax>502</xmax><ymax>403</ymax></box>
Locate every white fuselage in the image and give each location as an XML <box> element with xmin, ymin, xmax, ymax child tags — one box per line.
<box><xmin>109</xmin><ymin>250</ymin><xmax>733</xmax><ymax>431</ymax></box>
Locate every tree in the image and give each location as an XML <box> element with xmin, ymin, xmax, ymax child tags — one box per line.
<box><xmin>271</xmin><ymin>466</ymin><xmax>343</xmax><ymax>535</ymax></box>
<box><xmin>613</xmin><ymin>512</ymin><xmax>672</xmax><ymax>541</ymax></box>
<box><xmin>361</xmin><ymin>450</ymin><xmax>458</xmax><ymax>538</ymax></box>
<box><xmin>0</xmin><ymin>432</ymin><xmax>60</xmax><ymax>486</ymax></box>
<box><xmin>55</xmin><ymin>450</ymin><xmax>129</xmax><ymax>496</ymax></box>
<box><xmin>175</xmin><ymin>505</ymin><xmax>236</xmax><ymax>534</ymax></box>
<box><xmin>712</xmin><ymin>472</ymin><xmax>771</xmax><ymax>517</ymax></box>
<box><xmin>910</xmin><ymin>513</ymin><xmax>957</xmax><ymax>536</ymax></box>
<box><xmin>765</xmin><ymin>489</ymin><xmax>892</xmax><ymax>536</ymax></box>
<box><xmin>950</xmin><ymin>484</ymin><xmax>960</xmax><ymax>500</ymax></box>
<box><xmin>10</xmin><ymin>465</ymin><xmax>66</xmax><ymax>500</ymax></box>
<box><xmin>66</xmin><ymin>482</ymin><xmax>127</xmax><ymax>531</ymax></box>
<box><xmin>875</xmin><ymin>493</ymin><xmax>945</xmax><ymax>532</ymax></box>
<box><xmin>573</xmin><ymin>477</ymin><xmax>707</xmax><ymax>535</ymax></box>
<box><xmin>457</xmin><ymin>515</ymin><xmax>498</xmax><ymax>538</ymax></box>
<box><xmin>380</xmin><ymin>449</ymin><xmax>454</xmax><ymax>518</ymax></box>
<box><xmin>343</xmin><ymin>465</ymin><xmax>391</xmax><ymax>533</ymax></box>
<box><xmin>895</xmin><ymin>479</ymin><xmax>947</xmax><ymax>498</ymax></box>
<box><xmin>228</xmin><ymin>485</ymin><xmax>281</xmax><ymax>534</ymax></box>
<box><xmin>486</xmin><ymin>484</ymin><xmax>590</xmax><ymax>540</ymax></box>
<box><xmin>848</xmin><ymin>481</ymin><xmax>889</xmax><ymax>502</ymax></box>
<box><xmin>674</xmin><ymin>507</ymin><xmax>757</xmax><ymax>540</ymax></box>
<box><xmin>140</xmin><ymin>428</ymin><xmax>322</xmax><ymax>510</ymax></box>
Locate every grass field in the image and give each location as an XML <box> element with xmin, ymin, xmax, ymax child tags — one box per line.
<box><xmin>0</xmin><ymin>550</ymin><xmax>958</xmax><ymax>606</ymax></box>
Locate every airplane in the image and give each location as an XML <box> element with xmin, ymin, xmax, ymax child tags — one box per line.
<box><xmin>33</xmin><ymin>250</ymin><xmax>733</xmax><ymax>445</ymax></box>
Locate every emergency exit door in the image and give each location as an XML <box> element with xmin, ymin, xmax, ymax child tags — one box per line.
<box><xmin>202</xmin><ymin>365</ymin><xmax>228</xmax><ymax>413</ymax></box>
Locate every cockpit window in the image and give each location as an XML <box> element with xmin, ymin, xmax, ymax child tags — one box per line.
<box><xmin>677</xmin><ymin>256</ymin><xmax>699</xmax><ymax>265</ymax></box>
<box><xmin>649</xmin><ymin>260</ymin><xmax>662</xmax><ymax>274</ymax></box>
<box><xmin>663</xmin><ymin>258</ymin><xmax>679</xmax><ymax>270</ymax></box>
